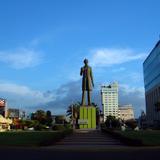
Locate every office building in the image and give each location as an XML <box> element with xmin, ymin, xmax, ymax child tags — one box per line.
<box><xmin>101</xmin><ymin>82</ymin><xmax>118</xmax><ymax>121</ymax></box>
<box><xmin>118</xmin><ymin>104</ymin><xmax>134</xmax><ymax>121</ymax></box>
<box><xmin>143</xmin><ymin>40</ymin><xmax>160</xmax><ymax>125</ymax></box>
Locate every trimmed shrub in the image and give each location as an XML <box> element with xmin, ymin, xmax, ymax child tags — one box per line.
<box><xmin>105</xmin><ymin>115</ymin><xmax>120</xmax><ymax>129</ymax></box>
<box><xmin>52</xmin><ymin>125</ymin><xmax>65</xmax><ymax>130</ymax></box>
<box><xmin>125</xmin><ymin>119</ymin><xmax>137</xmax><ymax>129</ymax></box>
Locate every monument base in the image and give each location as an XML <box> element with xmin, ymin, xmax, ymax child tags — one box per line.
<box><xmin>79</xmin><ymin>106</ymin><xmax>96</xmax><ymax>129</ymax></box>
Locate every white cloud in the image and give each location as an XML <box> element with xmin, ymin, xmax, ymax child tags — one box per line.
<box><xmin>0</xmin><ymin>82</ymin><xmax>55</xmax><ymax>107</ymax></box>
<box><xmin>89</xmin><ymin>48</ymin><xmax>146</xmax><ymax>67</ymax></box>
<box><xmin>46</xmin><ymin>80</ymin><xmax>145</xmax><ymax>117</ymax></box>
<box><xmin>128</xmin><ymin>72</ymin><xmax>143</xmax><ymax>82</ymax></box>
<box><xmin>0</xmin><ymin>48</ymin><xmax>43</xmax><ymax>69</ymax></box>
<box><xmin>112</xmin><ymin>67</ymin><xmax>126</xmax><ymax>72</ymax></box>
<box><xmin>0</xmin><ymin>80</ymin><xmax>145</xmax><ymax>117</ymax></box>
<box><xmin>120</xmin><ymin>84</ymin><xmax>144</xmax><ymax>98</ymax></box>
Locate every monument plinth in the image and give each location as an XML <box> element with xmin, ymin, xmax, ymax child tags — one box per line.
<box><xmin>79</xmin><ymin>106</ymin><xmax>96</xmax><ymax>129</ymax></box>
<box><xmin>78</xmin><ymin>59</ymin><xmax>96</xmax><ymax>129</ymax></box>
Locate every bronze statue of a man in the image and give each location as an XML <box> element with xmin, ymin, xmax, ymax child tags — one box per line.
<box><xmin>80</xmin><ymin>59</ymin><xmax>94</xmax><ymax>106</ymax></box>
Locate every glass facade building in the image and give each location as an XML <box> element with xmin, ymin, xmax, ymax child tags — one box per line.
<box><xmin>143</xmin><ymin>40</ymin><xmax>160</xmax><ymax>124</ymax></box>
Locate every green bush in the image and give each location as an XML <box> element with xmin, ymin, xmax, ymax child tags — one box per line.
<box><xmin>125</xmin><ymin>119</ymin><xmax>137</xmax><ymax>129</ymax></box>
<box><xmin>34</xmin><ymin>124</ymin><xmax>44</xmax><ymax>131</ymax></box>
<box><xmin>65</xmin><ymin>124</ymin><xmax>72</xmax><ymax>129</ymax></box>
<box><xmin>0</xmin><ymin>130</ymin><xmax>73</xmax><ymax>146</ymax></box>
<box><xmin>105</xmin><ymin>115</ymin><xmax>120</xmax><ymax>129</ymax></box>
<box><xmin>52</xmin><ymin>125</ymin><xmax>66</xmax><ymax>130</ymax></box>
<box><xmin>100</xmin><ymin>123</ymin><xmax>106</xmax><ymax>129</ymax></box>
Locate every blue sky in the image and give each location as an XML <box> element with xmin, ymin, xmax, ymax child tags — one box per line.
<box><xmin>0</xmin><ymin>0</ymin><xmax>160</xmax><ymax>117</ymax></box>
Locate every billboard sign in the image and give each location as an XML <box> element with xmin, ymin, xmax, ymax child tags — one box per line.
<box><xmin>0</xmin><ymin>99</ymin><xmax>5</xmax><ymax>108</ymax></box>
<box><xmin>0</xmin><ymin>99</ymin><xmax>5</xmax><ymax>117</ymax></box>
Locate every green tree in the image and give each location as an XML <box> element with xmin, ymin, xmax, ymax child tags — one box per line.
<box><xmin>32</xmin><ymin>110</ymin><xmax>47</xmax><ymax>125</ymax></box>
<box><xmin>19</xmin><ymin>119</ymin><xmax>39</xmax><ymax>129</ymax></box>
<box><xmin>105</xmin><ymin>115</ymin><xmax>120</xmax><ymax>129</ymax></box>
<box><xmin>67</xmin><ymin>102</ymin><xmax>80</xmax><ymax>119</ymax></box>
<box><xmin>125</xmin><ymin>119</ymin><xmax>137</xmax><ymax>129</ymax></box>
<box><xmin>31</xmin><ymin>110</ymin><xmax>53</xmax><ymax>127</ymax></box>
<box><xmin>55</xmin><ymin>115</ymin><xmax>65</xmax><ymax>124</ymax></box>
<box><xmin>91</xmin><ymin>102</ymin><xmax>102</xmax><ymax>125</ymax></box>
<box><xmin>46</xmin><ymin>110</ymin><xmax>53</xmax><ymax>126</ymax></box>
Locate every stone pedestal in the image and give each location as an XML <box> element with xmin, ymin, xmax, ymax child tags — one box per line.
<box><xmin>79</xmin><ymin>106</ymin><xmax>96</xmax><ymax>129</ymax></box>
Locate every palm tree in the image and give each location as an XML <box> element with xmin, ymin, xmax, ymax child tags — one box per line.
<box><xmin>66</xmin><ymin>102</ymin><xmax>81</xmax><ymax>128</ymax></box>
<box><xmin>91</xmin><ymin>102</ymin><xmax>101</xmax><ymax>114</ymax></box>
<box><xmin>91</xmin><ymin>102</ymin><xmax>102</xmax><ymax>126</ymax></box>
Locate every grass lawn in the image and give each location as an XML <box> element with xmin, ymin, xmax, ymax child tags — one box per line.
<box><xmin>117</xmin><ymin>130</ymin><xmax>160</xmax><ymax>146</ymax></box>
<box><xmin>0</xmin><ymin>130</ymin><xmax>72</xmax><ymax>147</ymax></box>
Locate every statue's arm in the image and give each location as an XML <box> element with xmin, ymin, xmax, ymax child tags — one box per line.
<box><xmin>90</xmin><ymin>67</ymin><xmax>94</xmax><ymax>87</ymax></box>
<box><xmin>80</xmin><ymin>67</ymin><xmax>83</xmax><ymax>76</ymax></box>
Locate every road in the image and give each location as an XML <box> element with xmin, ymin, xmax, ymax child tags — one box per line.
<box><xmin>1</xmin><ymin>129</ymin><xmax>160</xmax><ymax>160</ymax></box>
<box><xmin>1</xmin><ymin>147</ymin><xmax>160</xmax><ymax>160</ymax></box>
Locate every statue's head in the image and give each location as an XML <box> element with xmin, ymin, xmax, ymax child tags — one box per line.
<box><xmin>84</xmin><ymin>59</ymin><xmax>88</xmax><ymax>65</ymax></box>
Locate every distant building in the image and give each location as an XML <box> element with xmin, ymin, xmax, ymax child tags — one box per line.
<box><xmin>19</xmin><ymin>110</ymin><xmax>26</xmax><ymax>119</ymax></box>
<box><xmin>101</xmin><ymin>82</ymin><xmax>118</xmax><ymax>121</ymax></box>
<box><xmin>0</xmin><ymin>115</ymin><xmax>12</xmax><ymax>132</ymax></box>
<box><xmin>7</xmin><ymin>108</ymin><xmax>20</xmax><ymax>119</ymax></box>
<box><xmin>118</xmin><ymin>104</ymin><xmax>134</xmax><ymax>121</ymax></box>
<box><xmin>143</xmin><ymin>40</ymin><xmax>160</xmax><ymax>125</ymax></box>
<box><xmin>0</xmin><ymin>98</ymin><xmax>7</xmax><ymax>117</ymax></box>
<box><xmin>53</xmin><ymin>115</ymin><xmax>66</xmax><ymax>124</ymax></box>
